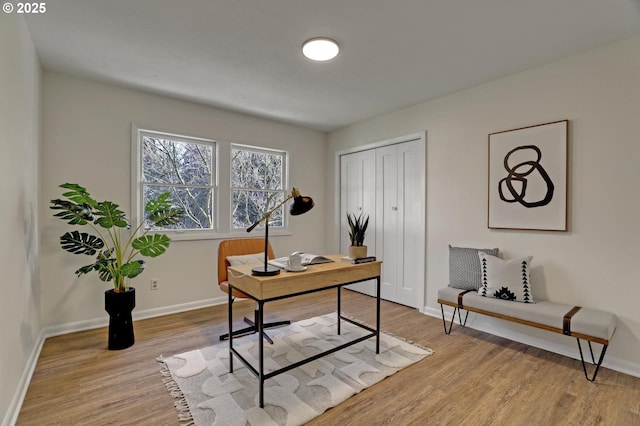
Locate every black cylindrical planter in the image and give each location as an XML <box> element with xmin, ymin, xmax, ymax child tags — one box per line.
<box><xmin>105</xmin><ymin>287</ymin><xmax>136</xmax><ymax>350</ymax></box>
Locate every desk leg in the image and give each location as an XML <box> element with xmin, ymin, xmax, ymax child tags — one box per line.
<box><xmin>228</xmin><ymin>287</ymin><xmax>234</xmax><ymax>372</ymax></box>
<box><xmin>258</xmin><ymin>301</ymin><xmax>264</xmax><ymax>408</ymax></box>
<box><xmin>337</xmin><ymin>287</ymin><xmax>341</xmax><ymax>335</ymax></box>
<box><xmin>376</xmin><ymin>276</ymin><xmax>381</xmax><ymax>354</ymax></box>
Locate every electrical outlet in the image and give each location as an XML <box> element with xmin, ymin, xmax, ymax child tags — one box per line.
<box><xmin>150</xmin><ymin>279</ymin><xmax>159</xmax><ymax>290</ymax></box>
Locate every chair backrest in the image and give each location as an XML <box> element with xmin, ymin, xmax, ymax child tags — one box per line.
<box><xmin>217</xmin><ymin>238</ymin><xmax>275</xmax><ymax>285</ymax></box>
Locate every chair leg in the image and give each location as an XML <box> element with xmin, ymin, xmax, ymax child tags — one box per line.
<box><xmin>252</xmin><ymin>307</ymin><xmax>290</xmax><ymax>329</ymax></box>
<box><xmin>219</xmin><ymin>324</ymin><xmax>257</xmax><ymax>341</ymax></box>
<box><xmin>251</xmin><ymin>306</ymin><xmax>290</xmax><ymax>344</ymax></box>
<box><xmin>221</xmin><ymin>302</ymin><xmax>291</xmax><ymax>344</ymax></box>
<box><xmin>265</xmin><ymin>320</ymin><xmax>291</xmax><ymax>328</ymax></box>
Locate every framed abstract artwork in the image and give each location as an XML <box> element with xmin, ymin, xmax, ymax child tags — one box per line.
<box><xmin>488</xmin><ymin>120</ymin><xmax>568</xmax><ymax>231</ymax></box>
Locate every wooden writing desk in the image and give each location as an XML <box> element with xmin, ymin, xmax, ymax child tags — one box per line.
<box><xmin>227</xmin><ymin>254</ymin><xmax>382</xmax><ymax>408</ymax></box>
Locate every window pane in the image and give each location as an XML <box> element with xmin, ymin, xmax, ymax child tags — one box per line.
<box><xmin>143</xmin><ymin>136</ymin><xmax>212</xmax><ymax>186</ymax></box>
<box><xmin>262</xmin><ymin>152</ymin><xmax>283</xmax><ymax>190</ymax></box>
<box><xmin>232</xmin><ymin>190</ymin><xmax>284</xmax><ymax>229</ymax></box>
<box><xmin>231</xmin><ymin>148</ymin><xmax>283</xmax><ymax>190</ymax></box>
<box><xmin>144</xmin><ymin>185</ymin><xmax>213</xmax><ymax>230</ymax></box>
<box><xmin>230</xmin><ymin>145</ymin><xmax>286</xmax><ymax>230</ymax></box>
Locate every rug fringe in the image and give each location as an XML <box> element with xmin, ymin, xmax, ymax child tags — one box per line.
<box><xmin>157</xmin><ymin>356</ymin><xmax>195</xmax><ymax>425</ymax></box>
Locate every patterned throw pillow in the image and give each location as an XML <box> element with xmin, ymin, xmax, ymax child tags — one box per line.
<box><xmin>448</xmin><ymin>245</ymin><xmax>500</xmax><ymax>290</ymax></box>
<box><xmin>477</xmin><ymin>252</ymin><xmax>534</xmax><ymax>303</ymax></box>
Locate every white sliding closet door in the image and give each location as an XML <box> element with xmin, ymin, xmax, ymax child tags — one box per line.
<box><xmin>340</xmin><ymin>149</ymin><xmax>376</xmax><ymax>295</ymax></box>
<box><xmin>376</xmin><ymin>145</ymin><xmax>399</xmax><ymax>302</ymax></box>
<box><xmin>339</xmin><ymin>135</ymin><xmax>425</xmax><ymax>308</ymax></box>
<box><xmin>376</xmin><ymin>140</ymin><xmax>425</xmax><ymax>307</ymax></box>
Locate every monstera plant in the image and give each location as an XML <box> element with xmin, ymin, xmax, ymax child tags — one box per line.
<box><xmin>50</xmin><ymin>183</ymin><xmax>184</xmax><ymax>292</ymax></box>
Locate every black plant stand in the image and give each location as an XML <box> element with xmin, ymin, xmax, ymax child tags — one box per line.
<box><xmin>105</xmin><ymin>287</ymin><xmax>136</xmax><ymax>350</ymax></box>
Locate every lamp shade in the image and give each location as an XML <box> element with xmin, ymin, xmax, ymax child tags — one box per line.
<box><xmin>289</xmin><ymin>188</ymin><xmax>314</xmax><ymax>216</ymax></box>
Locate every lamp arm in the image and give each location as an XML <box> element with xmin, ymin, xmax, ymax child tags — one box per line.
<box><xmin>246</xmin><ymin>194</ymin><xmax>293</xmax><ymax>233</ymax></box>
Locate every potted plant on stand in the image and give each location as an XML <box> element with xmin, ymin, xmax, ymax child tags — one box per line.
<box><xmin>347</xmin><ymin>212</ymin><xmax>369</xmax><ymax>259</ymax></box>
<box><xmin>50</xmin><ymin>183</ymin><xmax>184</xmax><ymax>350</ymax></box>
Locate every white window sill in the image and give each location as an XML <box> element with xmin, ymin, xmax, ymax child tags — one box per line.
<box><xmin>150</xmin><ymin>228</ymin><xmax>293</xmax><ymax>242</ymax></box>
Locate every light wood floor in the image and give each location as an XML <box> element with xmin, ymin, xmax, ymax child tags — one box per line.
<box><xmin>18</xmin><ymin>289</ymin><xmax>640</xmax><ymax>425</ymax></box>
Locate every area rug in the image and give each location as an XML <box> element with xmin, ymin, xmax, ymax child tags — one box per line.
<box><xmin>158</xmin><ymin>313</ymin><xmax>432</xmax><ymax>426</ymax></box>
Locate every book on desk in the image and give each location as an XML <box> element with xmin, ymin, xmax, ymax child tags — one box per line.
<box><xmin>340</xmin><ymin>256</ymin><xmax>377</xmax><ymax>264</ymax></box>
<box><xmin>268</xmin><ymin>252</ymin><xmax>334</xmax><ymax>269</ymax></box>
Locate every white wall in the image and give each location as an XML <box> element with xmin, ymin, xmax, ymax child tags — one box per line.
<box><xmin>327</xmin><ymin>35</ymin><xmax>640</xmax><ymax>375</ymax></box>
<box><xmin>40</xmin><ymin>72</ymin><xmax>327</xmax><ymax>329</ymax></box>
<box><xmin>0</xmin><ymin>14</ymin><xmax>41</xmax><ymax>426</ymax></box>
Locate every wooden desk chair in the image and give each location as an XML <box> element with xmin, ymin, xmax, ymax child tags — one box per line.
<box><xmin>217</xmin><ymin>238</ymin><xmax>290</xmax><ymax>344</ymax></box>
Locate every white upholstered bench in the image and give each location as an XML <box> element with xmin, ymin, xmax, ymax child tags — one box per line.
<box><xmin>437</xmin><ymin>286</ymin><xmax>617</xmax><ymax>381</ymax></box>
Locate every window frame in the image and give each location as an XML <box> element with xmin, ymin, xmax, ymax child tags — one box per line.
<box><xmin>132</xmin><ymin>126</ymin><xmax>218</xmax><ymax>240</ymax></box>
<box><xmin>230</xmin><ymin>143</ymin><xmax>289</xmax><ymax>232</ymax></box>
<box><xmin>131</xmin><ymin>125</ymin><xmax>291</xmax><ymax>241</ymax></box>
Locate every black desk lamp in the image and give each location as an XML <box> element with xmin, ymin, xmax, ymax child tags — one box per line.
<box><xmin>246</xmin><ymin>187</ymin><xmax>314</xmax><ymax>276</ymax></box>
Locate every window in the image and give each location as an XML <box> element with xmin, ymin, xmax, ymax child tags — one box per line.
<box><xmin>231</xmin><ymin>145</ymin><xmax>287</xmax><ymax>230</ymax></box>
<box><xmin>138</xmin><ymin>130</ymin><xmax>216</xmax><ymax>231</ymax></box>
<box><xmin>134</xmin><ymin>127</ymin><xmax>290</xmax><ymax>239</ymax></box>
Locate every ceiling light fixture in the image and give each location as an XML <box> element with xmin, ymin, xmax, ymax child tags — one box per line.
<box><xmin>302</xmin><ymin>37</ymin><xmax>340</xmax><ymax>61</ymax></box>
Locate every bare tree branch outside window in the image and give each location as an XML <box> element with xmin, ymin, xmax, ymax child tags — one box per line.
<box><xmin>139</xmin><ymin>132</ymin><xmax>287</xmax><ymax>233</ymax></box>
<box><xmin>231</xmin><ymin>146</ymin><xmax>286</xmax><ymax>229</ymax></box>
<box><xmin>142</xmin><ymin>135</ymin><xmax>214</xmax><ymax>230</ymax></box>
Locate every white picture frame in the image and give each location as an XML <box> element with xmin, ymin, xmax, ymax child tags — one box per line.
<box><xmin>488</xmin><ymin>120</ymin><xmax>568</xmax><ymax>231</ymax></box>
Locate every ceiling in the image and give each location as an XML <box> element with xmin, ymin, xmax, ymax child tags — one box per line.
<box><xmin>25</xmin><ymin>1</ymin><xmax>640</xmax><ymax>131</ymax></box>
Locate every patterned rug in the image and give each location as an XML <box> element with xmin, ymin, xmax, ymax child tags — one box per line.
<box><xmin>158</xmin><ymin>313</ymin><xmax>432</xmax><ymax>425</ymax></box>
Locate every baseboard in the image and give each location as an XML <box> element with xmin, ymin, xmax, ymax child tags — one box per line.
<box><xmin>44</xmin><ymin>296</ymin><xmax>226</xmax><ymax>337</ymax></box>
<box><xmin>2</xmin><ymin>329</ymin><xmax>46</xmax><ymax>426</ymax></box>
<box><xmin>423</xmin><ymin>305</ymin><xmax>640</xmax><ymax>379</ymax></box>
<box><xmin>4</xmin><ymin>296</ymin><xmax>227</xmax><ymax>426</ymax></box>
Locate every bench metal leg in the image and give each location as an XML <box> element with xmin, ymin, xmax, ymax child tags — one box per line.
<box><xmin>457</xmin><ymin>308</ymin><xmax>469</xmax><ymax>328</ymax></box>
<box><xmin>440</xmin><ymin>304</ymin><xmax>469</xmax><ymax>335</ymax></box>
<box><xmin>576</xmin><ymin>338</ymin><xmax>608</xmax><ymax>382</ymax></box>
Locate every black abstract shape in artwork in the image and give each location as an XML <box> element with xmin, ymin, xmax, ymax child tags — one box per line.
<box><xmin>494</xmin><ymin>286</ymin><xmax>517</xmax><ymax>301</ymax></box>
<box><xmin>498</xmin><ymin>145</ymin><xmax>554</xmax><ymax>208</ymax></box>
